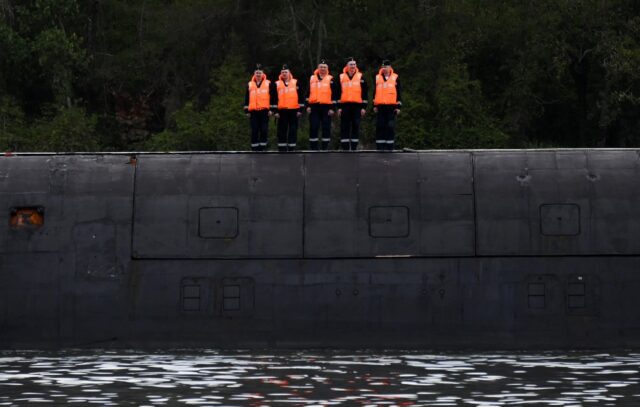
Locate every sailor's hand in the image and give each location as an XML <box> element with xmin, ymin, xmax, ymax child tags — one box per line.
<box><xmin>296</xmin><ymin>112</ymin><xmax>302</xmax><ymax>118</ymax></box>
<box><xmin>274</xmin><ymin>113</ymin><xmax>280</xmax><ymax>119</ymax></box>
<box><xmin>360</xmin><ymin>109</ymin><xmax>366</xmax><ymax>117</ymax></box>
<box><xmin>245</xmin><ymin>113</ymin><xmax>250</xmax><ymax>118</ymax></box>
<box><xmin>306</xmin><ymin>107</ymin><xmax>311</xmax><ymax>114</ymax></box>
<box><xmin>395</xmin><ymin>109</ymin><xmax>400</xmax><ymax>116</ymax></box>
<box><xmin>328</xmin><ymin>109</ymin><xmax>335</xmax><ymax>117</ymax></box>
<box><xmin>337</xmin><ymin>109</ymin><xmax>342</xmax><ymax>117</ymax></box>
<box><xmin>268</xmin><ymin>111</ymin><xmax>273</xmax><ymax>117</ymax></box>
<box><xmin>373</xmin><ymin>107</ymin><xmax>378</xmax><ymax>114</ymax></box>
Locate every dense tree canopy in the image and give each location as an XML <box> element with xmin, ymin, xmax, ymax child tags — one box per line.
<box><xmin>0</xmin><ymin>0</ymin><xmax>639</xmax><ymax>151</ymax></box>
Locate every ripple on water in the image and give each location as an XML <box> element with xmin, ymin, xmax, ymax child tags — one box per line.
<box><xmin>0</xmin><ymin>351</ymin><xmax>639</xmax><ymax>405</ymax></box>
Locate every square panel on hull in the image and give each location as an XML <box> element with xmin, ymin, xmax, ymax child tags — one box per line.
<box><xmin>369</xmin><ymin>206</ymin><xmax>410</xmax><ymax>238</ymax></box>
<box><xmin>132</xmin><ymin>154</ymin><xmax>304</xmax><ymax>258</ymax></box>
<box><xmin>540</xmin><ymin>204</ymin><xmax>580</xmax><ymax>236</ymax></box>
<box><xmin>198</xmin><ymin>207</ymin><xmax>239</xmax><ymax>238</ymax></box>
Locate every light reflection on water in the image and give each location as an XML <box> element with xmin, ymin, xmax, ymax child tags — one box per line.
<box><xmin>0</xmin><ymin>351</ymin><xmax>639</xmax><ymax>405</ymax></box>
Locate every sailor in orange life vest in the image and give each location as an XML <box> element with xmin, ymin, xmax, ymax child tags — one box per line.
<box><xmin>373</xmin><ymin>59</ymin><xmax>402</xmax><ymax>151</ymax></box>
<box><xmin>243</xmin><ymin>64</ymin><xmax>277</xmax><ymax>151</ymax></box>
<box><xmin>274</xmin><ymin>65</ymin><xmax>304</xmax><ymax>152</ymax></box>
<box><xmin>336</xmin><ymin>57</ymin><xmax>368</xmax><ymax>150</ymax></box>
<box><xmin>305</xmin><ymin>60</ymin><xmax>338</xmax><ymax>150</ymax></box>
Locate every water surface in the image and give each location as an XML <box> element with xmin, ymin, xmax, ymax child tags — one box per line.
<box><xmin>1</xmin><ymin>350</ymin><xmax>639</xmax><ymax>405</ymax></box>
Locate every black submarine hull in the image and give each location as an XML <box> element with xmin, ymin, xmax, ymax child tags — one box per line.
<box><xmin>1</xmin><ymin>150</ymin><xmax>639</xmax><ymax>349</ymax></box>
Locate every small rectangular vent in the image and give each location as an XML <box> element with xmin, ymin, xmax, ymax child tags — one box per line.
<box><xmin>223</xmin><ymin>285</ymin><xmax>241</xmax><ymax>311</ymax></box>
<box><xmin>528</xmin><ymin>283</ymin><xmax>546</xmax><ymax>309</ymax></box>
<box><xmin>567</xmin><ymin>282</ymin><xmax>586</xmax><ymax>309</ymax></box>
<box><xmin>219</xmin><ymin>278</ymin><xmax>255</xmax><ymax>316</ymax></box>
<box><xmin>182</xmin><ymin>284</ymin><xmax>201</xmax><ymax>311</ymax></box>
<box><xmin>180</xmin><ymin>278</ymin><xmax>213</xmax><ymax>315</ymax></box>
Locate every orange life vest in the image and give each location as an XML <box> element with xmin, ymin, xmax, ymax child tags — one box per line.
<box><xmin>339</xmin><ymin>68</ymin><xmax>363</xmax><ymax>103</ymax></box>
<box><xmin>309</xmin><ymin>70</ymin><xmax>333</xmax><ymax>104</ymax></box>
<box><xmin>374</xmin><ymin>69</ymin><xmax>398</xmax><ymax>105</ymax></box>
<box><xmin>248</xmin><ymin>76</ymin><xmax>271</xmax><ymax>111</ymax></box>
<box><xmin>276</xmin><ymin>76</ymin><xmax>299</xmax><ymax>109</ymax></box>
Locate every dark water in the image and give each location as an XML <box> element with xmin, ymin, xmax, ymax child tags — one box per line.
<box><xmin>1</xmin><ymin>351</ymin><xmax>639</xmax><ymax>406</ymax></box>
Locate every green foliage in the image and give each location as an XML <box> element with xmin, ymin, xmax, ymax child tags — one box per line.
<box><xmin>146</xmin><ymin>53</ymin><xmax>248</xmax><ymax>151</ymax></box>
<box><xmin>1</xmin><ymin>103</ymin><xmax>99</xmax><ymax>152</ymax></box>
<box><xmin>0</xmin><ymin>22</ymin><xmax>30</xmax><ymax>96</ymax></box>
<box><xmin>29</xmin><ymin>107</ymin><xmax>99</xmax><ymax>152</ymax></box>
<box><xmin>427</xmin><ymin>62</ymin><xmax>509</xmax><ymax>149</ymax></box>
<box><xmin>31</xmin><ymin>28</ymin><xmax>88</xmax><ymax>106</ymax></box>
<box><xmin>0</xmin><ymin>96</ymin><xmax>27</xmax><ymax>151</ymax></box>
<box><xmin>1</xmin><ymin>0</ymin><xmax>640</xmax><ymax>151</ymax></box>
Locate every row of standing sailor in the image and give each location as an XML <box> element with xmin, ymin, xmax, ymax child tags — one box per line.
<box><xmin>243</xmin><ymin>58</ymin><xmax>402</xmax><ymax>152</ymax></box>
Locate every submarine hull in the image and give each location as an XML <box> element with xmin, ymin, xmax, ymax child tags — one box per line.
<box><xmin>1</xmin><ymin>150</ymin><xmax>639</xmax><ymax>349</ymax></box>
